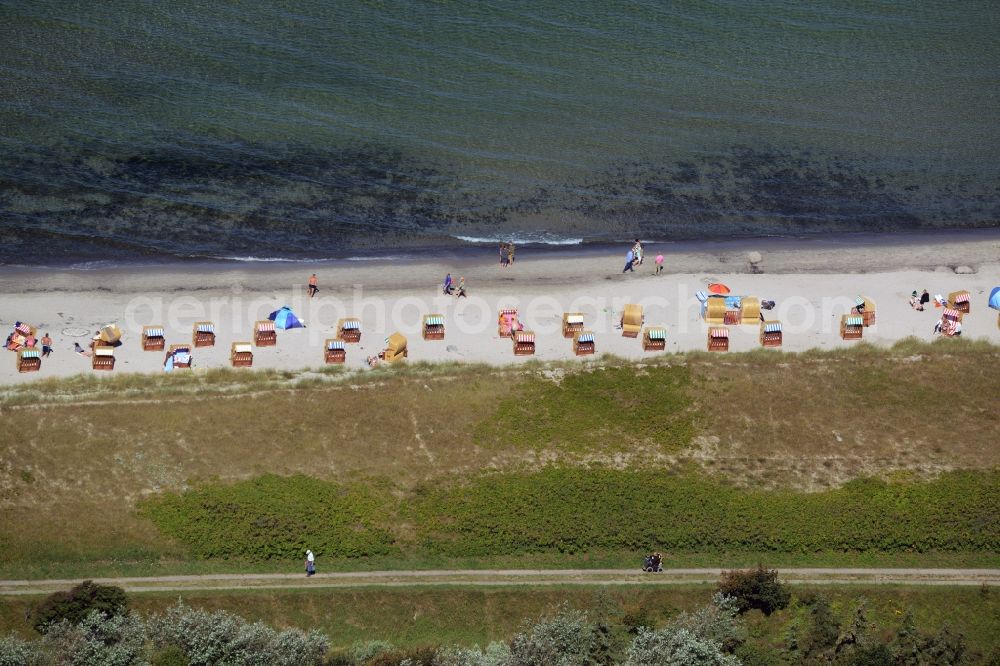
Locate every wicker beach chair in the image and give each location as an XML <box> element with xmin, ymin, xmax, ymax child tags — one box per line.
<box><xmin>141</xmin><ymin>326</ymin><xmax>166</xmax><ymax>351</ymax></box>
<box><xmin>193</xmin><ymin>321</ymin><xmax>215</xmax><ymax>347</ymax></box>
<box><xmin>707</xmin><ymin>327</ymin><xmax>729</xmax><ymax>352</ymax></box>
<box><xmin>740</xmin><ymin>297</ymin><xmax>761</xmax><ymax>324</ymax></box>
<box><xmin>382</xmin><ymin>332</ymin><xmax>408</xmax><ymax>363</ymax></box>
<box><xmin>498</xmin><ymin>308</ymin><xmax>518</xmax><ymax>337</ymax></box>
<box><xmin>230</xmin><ymin>342</ymin><xmax>253</xmax><ymax>367</ymax></box>
<box><xmin>703</xmin><ymin>298</ymin><xmax>726</xmax><ymax>324</ymax></box>
<box><xmin>573</xmin><ymin>331</ymin><xmax>595</xmax><ymax>356</ymax></box>
<box><xmin>948</xmin><ymin>291</ymin><xmax>971</xmax><ymax>314</ymax></box>
<box><xmin>840</xmin><ymin>314</ymin><xmax>864</xmax><ymax>340</ymax></box>
<box><xmin>92</xmin><ymin>346</ymin><xmax>115</xmax><ymax>371</ymax></box>
<box><xmin>760</xmin><ymin>320</ymin><xmax>782</xmax><ymax>347</ymax></box>
<box><xmin>621</xmin><ymin>304</ymin><xmax>643</xmax><ymax>338</ymax></box>
<box><xmin>337</xmin><ymin>318</ymin><xmax>362</xmax><ymax>343</ymax></box>
<box><xmin>422</xmin><ymin>314</ymin><xmax>445</xmax><ymax>340</ymax></box>
<box><xmin>642</xmin><ymin>326</ymin><xmax>666</xmax><ymax>351</ymax></box>
<box><xmin>253</xmin><ymin>320</ymin><xmax>277</xmax><ymax>347</ymax></box>
<box><xmin>852</xmin><ymin>296</ymin><xmax>876</xmax><ymax>326</ymax></box>
<box><xmin>167</xmin><ymin>344</ymin><xmax>192</xmax><ymax>369</ymax></box>
<box><xmin>513</xmin><ymin>330</ymin><xmax>535</xmax><ymax>355</ymax></box>
<box><xmin>324</xmin><ymin>338</ymin><xmax>346</xmax><ymax>364</ymax></box>
<box><xmin>17</xmin><ymin>348</ymin><xmax>42</xmax><ymax>373</ymax></box>
<box><xmin>562</xmin><ymin>312</ymin><xmax>585</xmax><ymax>338</ymax></box>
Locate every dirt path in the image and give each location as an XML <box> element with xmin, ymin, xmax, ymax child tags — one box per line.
<box><xmin>2</xmin><ymin>568</ymin><xmax>998</xmax><ymax>596</ymax></box>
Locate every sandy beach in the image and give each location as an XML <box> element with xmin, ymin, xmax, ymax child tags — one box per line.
<box><xmin>2</xmin><ymin>231</ymin><xmax>998</xmax><ymax>385</ymax></box>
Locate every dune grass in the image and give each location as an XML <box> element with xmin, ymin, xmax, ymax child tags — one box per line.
<box><xmin>1</xmin><ymin>340</ymin><xmax>997</xmax><ymax>576</ymax></box>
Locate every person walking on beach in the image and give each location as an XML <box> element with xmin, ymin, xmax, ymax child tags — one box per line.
<box><xmin>623</xmin><ymin>248</ymin><xmax>635</xmax><ymax>273</ymax></box>
<box><xmin>654</xmin><ymin>254</ymin><xmax>664</xmax><ymax>276</ymax></box>
<box><xmin>500</xmin><ymin>243</ymin><xmax>510</xmax><ymax>268</ymax></box>
<box><xmin>508</xmin><ymin>242</ymin><xmax>516</xmax><ymax>265</ymax></box>
<box><xmin>632</xmin><ymin>239</ymin><xmax>643</xmax><ymax>265</ymax></box>
<box><xmin>41</xmin><ymin>332</ymin><xmax>53</xmax><ymax>357</ymax></box>
<box><xmin>455</xmin><ymin>276</ymin><xmax>467</xmax><ymax>298</ymax></box>
<box><xmin>305</xmin><ymin>549</ymin><xmax>315</xmax><ymax>576</ymax></box>
<box><xmin>443</xmin><ymin>272</ymin><xmax>454</xmax><ymax>294</ymax></box>
<box><xmin>308</xmin><ymin>274</ymin><xmax>318</xmax><ymax>298</ymax></box>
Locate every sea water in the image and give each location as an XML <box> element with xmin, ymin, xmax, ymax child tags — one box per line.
<box><xmin>1</xmin><ymin>0</ymin><xmax>997</xmax><ymax>264</ymax></box>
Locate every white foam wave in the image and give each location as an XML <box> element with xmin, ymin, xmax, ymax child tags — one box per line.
<box><xmin>453</xmin><ymin>233</ymin><xmax>583</xmax><ymax>246</ymax></box>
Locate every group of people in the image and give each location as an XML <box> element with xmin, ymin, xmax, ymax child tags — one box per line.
<box><xmin>908</xmin><ymin>289</ymin><xmax>930</xmax><ymax>311</ymax></box>
<box><xmin>623</xmin><ymin>239</ymin><xmax>665</xmax><ymax>275</ymax></box>
<box><xmin>443</xmin><ymin>273</ymin><xmax>467</xmax><ymax>297</ymax></box>
<box><xmin>499</xmin><ymin>242</ymin><xmax>516</xmax><ymax>268</ymax></box>
<box><xmin>5</xmin><ymin>323</ymin><xmax>53</xmax><ymax>357</ymax></box>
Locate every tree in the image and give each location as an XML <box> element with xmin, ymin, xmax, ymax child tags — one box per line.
<box><xmin>29</xmin><ymin>580</ymin><xmax>128</xmax><ymax>634</ymax></box>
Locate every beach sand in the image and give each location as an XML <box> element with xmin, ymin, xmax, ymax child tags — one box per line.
<box><xmin>2</xmin><ymin>232</ymin><xmax>998</xmax><ymax>385</ymax></box>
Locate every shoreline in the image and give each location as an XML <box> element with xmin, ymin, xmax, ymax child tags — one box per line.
<box><xmin>2</xmin><ymin>227</ymin><xmax>998</xmax><ymax>275</ymax></box>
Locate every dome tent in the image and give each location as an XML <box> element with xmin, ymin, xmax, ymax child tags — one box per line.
<box><xmin>268</xmin><ymin>306</ymin><xmax>305</xmax><ymax>330</ymax></box>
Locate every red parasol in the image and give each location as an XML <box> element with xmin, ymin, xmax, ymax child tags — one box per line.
<box><xmin>707</xmin><ymin>283</ymin><xmax>730</xmax><ymax>295</ymax></box>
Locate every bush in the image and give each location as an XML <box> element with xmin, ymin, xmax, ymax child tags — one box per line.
<box><xmin>364</xmin><ymin>645</ymin><xmax>437</xmax><ymax>665</ymax></box>
<box><xmin>152</xmin><ymin>645</ymin><xmax>190</xmax><ymax>666</ymax></box>
<box><xmin>624</xmin><ymin>627</ymin><xmax>739</xmax><ymax>666</ymax></box>
<box><xmin>141</xmin><ymin>474</ymin><xmax>395</xmax><ymax>560</ymax></box>
<box><xmin>508</xmin><ymin>604</ymin><xmax>595</xmax><ymax>666</ymax></box>
<box><xmin>29</xmin><ymin>580</ymin><xmax>128</xmax><ymax>634</ymax></box>
<box><xmin>716</xmin><ymin>567</ymin><xmax>790</xmax><ymax>617</ymax></box>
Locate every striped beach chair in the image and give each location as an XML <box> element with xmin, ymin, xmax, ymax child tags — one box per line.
<box><xmin>573</xmin><ymin>331</ymin><xmax>595</xmax><ymax>356</ymax></box>
<box><xmin>562</xmin><ymin>312</ymin><xmax>585</xmax><ymax>338</ymax></box>
<box><xmin>708</xmin><ymin>327</ymin><xmax>729</xmax><ymax>352</ymax></box>
<box><xmin>948</xmin><ymin>291</ymin><xmax>970</xmax><ymax>314</ymax></box>
<box><xmin>92</xmin><ymin>346</ymin><xmax>115</xmax><ymax>371</ymax></box>
<box><xmin>760</xmin><ymin>320</ymin><xmax>782</xmax><ymax>347</ymax></box>
<box><xmin>338</xmin><ymin>318</ymin><xmax>362</xmax><ymax>343</ymax></box>
<box><xmin>17</xmin><ymin>348</ymin><xmax>42</xmax><ymax>373</ymax></box>
<box><xmin>422</xmin><ymin>314</ymin><xmax>445</xmax><ymax>340</ymax></box>
<box><xmin>324</xmin><ymin>338</ymin><xmax>346</xmax><ymax>364</ymax></box>
<box><xmin>230</xmin><ymin>342</ymin><xmax>253</xmax><ymax>367</ymax></box>
<box><xmin>254</xmin><ymin>320</ymin><xmax>277</xmax><ymax>347</ymax></box>
<box><xmin>642</xmin><ymin>326</ymin><xmax>666</xmax><ymax>351</ymax></box>
<box><xmin>840</xmin><ymin>314</ymin><xmax>863</xmax><ymax>340</ymax></box>
<box><xmin>193</xmin><ymin>321</ymin><xmax>215</xmax><ymax>347</ymax></box>
<box><xmin>142</xmin><ymin>325</ymin><xmax>165</xmax><ymax>351</ymax></box>
<box><xmin>513</xmin><ymin>330</ymin><xmax>535</xmax><ymax>355</ymax></box>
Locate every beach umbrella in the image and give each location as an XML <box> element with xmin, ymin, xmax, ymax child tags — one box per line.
<box><xmin>99</xmin><ymin>323</ymin><xmax>122</xmax><ymax>344</ymax></box>
<box><xmin>268</xmin><ymin>306</ymin><xmax>305</xmax><ymax>329</ymax></box>
<box><xmin>989</xmin><ymin>287</ymin><xmax>1000</xmax><ymax>311</ymax></box>
<box><xmin>708</xmin><ymin>283</ymin><xmax>731</xmax><ymax>295</ymax></box>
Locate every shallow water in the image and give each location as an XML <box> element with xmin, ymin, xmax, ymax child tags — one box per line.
<box><xmin>1</xmin><ymin>0</ymin><xmax>998</xmax><ymax>264</ymax></box>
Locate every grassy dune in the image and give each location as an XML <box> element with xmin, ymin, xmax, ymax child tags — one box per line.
<box><xmin>1</xmin><ymin>339</ymin><xmax>998</xmax><ymax>577</ymax></box>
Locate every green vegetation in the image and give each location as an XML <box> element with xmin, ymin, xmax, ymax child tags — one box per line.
<box><xmin>1</xmin><ymin>340</ymin><xmax>998</xmax><ymax>575</ymax></box>
<box><xmin>717</xmin><ymin>567</ymin><xmax>790</xmax><ymax>616</ymax></box>
<box><xmin>141</xmin><ymin>475</ymin><xmax>395</xmax><ymax>559</ymax></box>
<box><xmin>475</xmin><ymin>365</ymin><xmax>695</xmax><ymax>453</ymax></box>
<box><xmin>29</xmin><ymin>580</ymin><xmax>128</xmax><ymax>634</ymax></box>
<box><xmin>138</xmin><ymin>469</ymin><xmax>1000</xmax><ymax>561</ymax></box>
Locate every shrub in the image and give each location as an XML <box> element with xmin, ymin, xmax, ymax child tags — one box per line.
<box><xmin>433</xmin><ymin>643</ymin><xmax>512</xmax><ymax>666</ymax></box>
<box><xmin>623</xmin><ymin>627</ymin><xmax>739</xmax><ymax>666</ymax></box>
<box><xmin>365</xmin><ymin>645</ymin><xmax>437</xmax><ymax>665</ymax></box>
<box><xmin>152</xmin><ymin>645</ymin><xmax>190</xmax><ymax>666</ymax></box>
<box><xmin>141</xmin><ymin>474</ymin><xmax>395</xmax><ymax>560</ymax></box>
<box><xmin>716</xmin><ymin>567</ymin><xmax>790</xmax><ymax>616</ymax></box>
<box><xmin>803</xmin><ymin>596</ymin><xmax>840</xmax><ymax>658</ymax></box>
<box><xmin>350</xmin><ymin>640</ymin><xmax>395</xmax><ymax>664</ymax></box>
<box><xmin>508</xmin><ymin>604</ymin><xmax>595</xmax><ymax>666</ymax></box>
<box><xmin>146</xmin><ymin>600</ymin><xmax>328</xmax><ymax>665</ymax></box>
<box><xmin>29</xmin><ymin>580</ymin><xmax>128</xmax><ymax>634</ymax></box>
<box><xmin>0</xmin><ymin>634</ymin><xmax>40</xmax><ymax>666</ymax></box>
<box><xmin>39</xmin><ymin>611</ymin><xmax>147</xmax><ymax>666</ymax></box>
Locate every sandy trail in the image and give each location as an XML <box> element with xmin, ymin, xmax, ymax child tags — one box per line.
<box><xmin>2</xmin><ymin>568</ymin><xmax>998</xmax><ymax>595</ymax></box>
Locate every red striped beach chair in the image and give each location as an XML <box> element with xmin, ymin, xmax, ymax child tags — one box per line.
<box><xmin>513</xmin><ymin>330</ymin><xmax>535</xmax><ymax>355</ymax></box>
<box><xmin>948</xmin><ymin>291</ymin><xmax>970</xmax><ymax>314</ymax></box>
<box><xmin>254</xmin><ymin>320</ymin><xmax>276</xmax><ymax>347</ymax></box>
<box><xmin>708</xmin><ymin>327</ymin><xmax>729</xmax><ymax>351</ymax></box>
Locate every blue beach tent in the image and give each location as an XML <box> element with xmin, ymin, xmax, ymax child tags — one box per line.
<box><xmin>268</xmin><ymin>306</ymin><xmax>305</xmax><ymax>329</ymax></box>
<box><xmin>988</xmin><ymin>287</ymin><xmax>1000</xmax><ymax>311</ymax></box>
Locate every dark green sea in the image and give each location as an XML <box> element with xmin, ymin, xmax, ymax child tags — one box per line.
<box><xmin>1</xmin><ymin>0</ymin><xmax>998</xmax><ymax>264</ymax></box>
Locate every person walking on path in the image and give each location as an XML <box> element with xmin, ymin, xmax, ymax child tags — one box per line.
<box><xmin>308</xmin><ymin>274</ymin><xmax>319</xmax><ymax>298</ymax></box>
<box><xmin>305</xmin><ymin>550</ymin><xmax>315</xmax><ymax>576</ymax></box>
<box><xmin>654</xmin><ymin>254</ymin><xmax>664</xmax><ymax>276</ymax></box>
<box><xmin>41</xmin><ymin>332</ymin><xmax>53</xmax><ymax>357</ymax></box>
<box><xmin>623</xmin><ymin>249</ymin><xmax>635</xmax><ymax>273</ymax></box>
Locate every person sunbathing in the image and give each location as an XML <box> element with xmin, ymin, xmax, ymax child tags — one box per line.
<box><xmin>909</xmin><ymin>291</ymin><xmax>924</xmax><ymax>311</ymax></box>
